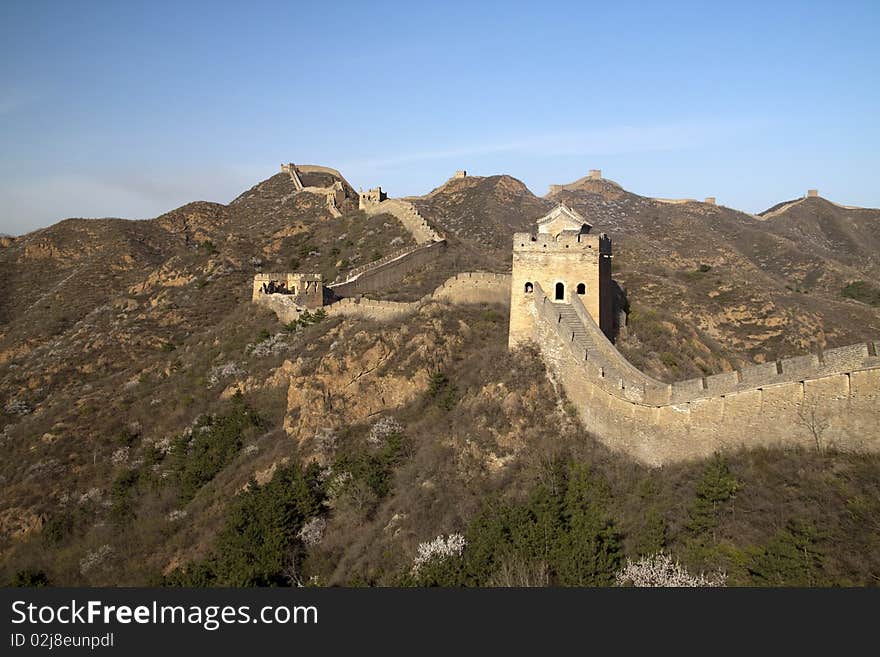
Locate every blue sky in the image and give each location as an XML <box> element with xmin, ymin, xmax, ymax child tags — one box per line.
<box><xmin>1</xmin><ymin>0</ymin><xmax>878</xmax><ymax>235</ymax></box>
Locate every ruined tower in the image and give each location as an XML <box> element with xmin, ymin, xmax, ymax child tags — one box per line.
<box><xmin>358</xmin><ymin>186</ymin><xmax>387</xmax><ymax>210</ymax></box>
<box><xmin>509</xmin><ymin>204</ymin><xmax>613</xmax><ymax>348</ymax></box>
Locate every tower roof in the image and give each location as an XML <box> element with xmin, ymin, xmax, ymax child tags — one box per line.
<box><xmin>536</xmin><ymin>204</ymin><xmax>591</xmax><ymax>236</ymax></box>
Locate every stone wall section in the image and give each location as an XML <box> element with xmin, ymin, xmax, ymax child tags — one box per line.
<box><xmin>328</xmin><ymin>241</ymin><xmax>447</xmax><ymax>297</ymax></box>
<box><xmin>258</xmin><ymin>272</ymin><xmax>511</xmax><ymax>324</ymax></box>
<box><xmin>525</xmin><ymin>282</ymin><xmax>880</xmax><ymax>465</ymax></box>
<box><xmin>280</xmin><ymin>163</ymin><xmax>349</xmax><ymax>217</ymax></box>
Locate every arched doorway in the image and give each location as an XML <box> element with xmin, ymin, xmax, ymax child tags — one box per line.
<box><xmin>555</xmin><ymin>282</ymin><xmax>565</xmax><ymax>300</ymax></box>
<box><xmin>576</xmin><ymin>283</ymin><xmax>586</xmax><ymax>295</ymax></box>
<box><xmin>524</xmin><ymin>282</ymin><xmax>533</xmax><ymax>294</ymax></box>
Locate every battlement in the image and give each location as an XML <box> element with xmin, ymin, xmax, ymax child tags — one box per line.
<box><xmin>513</xmin><ymin>231</ymin><xmax>611</xmax><ymax>254</ymax></box>
<box><xmin>331</xmin><ymin>245</ymin><xmax>421</xmax><ymax>285</ymax></box>
<box><xmin>323</xmin><ymin>271</ymin><xmax>511</xmax><ymax>322</ymax></box>
<box><xmin>807</xmin><ymin>189</ymin><xmax>819</xmax><ymax>198</ymax></box>
<box><xmin>296</xmin><ymin>164</ymin><xmax>347</xmax><ymax>178</ymax></box>
<box><xmin>547</xmin><ymin>170</ymin><xmax>607</xmax><ymax>194</ymax></box>
<box><xmin>530</xmin><ymin>277</ymin><xmax>880</xmax><ymax>409</ymax></box>
<box><xmin>252</xmin><ymin>272</ymin><xmax>324</xmax><ymax>309</ymax></box>
<box><xmin>359</xmin><ymin>186</ymin><xmax>387</xmax><ymax>209</ymax></box>
<box><xmin>666</xmin><ymin>342</ymin><xmax>880</xmax><ymax>403</ymax></box>
<box><xmin>254</xmin><ymin>272</ymin><xmax>322</xmax><ymax>283</ymax></box>
<box><xmin>453</xmin><ymin>170</ymin><xmax>467</xmax><ymax>178</ymax></box>
<box><xmin>525</xmin><ymin>277</ymin><xmax>880</xmax><ymax>464</ymax></box>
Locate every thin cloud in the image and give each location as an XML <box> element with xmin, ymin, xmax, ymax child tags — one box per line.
<box><xmin>340</xmin><ymin>118</ymin><xmax>767</xmax><ymax>170</ymax></box>
<box><xmin>0</xmin><ymin>166</ymin><xmax>265</xmax><ymax>235</ymax></box>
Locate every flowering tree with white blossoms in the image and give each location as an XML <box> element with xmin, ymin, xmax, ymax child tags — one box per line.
<box><xmin>615</xmin><ymin>552</ymin><xmax>727</xmax><ymax>587</ymax></box>
<box><xmin>297</xmin><ymin>517</ymin><xmax>326</xmax><ymax>547</ymax></box>
<box><xmin>412</xmin><ymin>533</ymin><xmax>467</xmax><ymax>576</ymax></box>
<box><xmin>367</xmin><ymin>416</ymin><xmax>404</xmax><ymax>446</ymax></box>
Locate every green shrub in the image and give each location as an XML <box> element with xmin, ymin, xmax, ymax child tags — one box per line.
<box><xmin>631</xmin><ymin>508</ymin><xmax>668</xmax><ymax>556</ymax></box>
<box><xmin>842</xmin><ymin>281</ymin><xmax>880</xmax><ymax>306</ymax></box>
<box><xmin>173</xmin><ymin>395</ymin><xmax>263</xmax><ymax>502</ymax></box>
<box><xmin>427</xmin><ymin>372</ymin><xmax>458</xmax><ymax>410</ymax></box>
<box><xmin>165</xmin><ymin>462</ymin><xmax>325</xmax><ymax>586</ymax></box>
<box><xmin>333</xmin><ymin>430</ymin><xmax>409</xmax><ymax>514</ymax></box>
<box><xmin>11</xmin><ymin>569</ymin><xmax>50</xmax><ymax>587</ymax></box>
<box><xmin>42</xmin><ymin>511</ymin><xmax>76</xmax><ymax>546</ymax></box>
<box><xmin>109</xmin><ymin>468</ymin><xmax>141</xmax><ymax>525</ymax></box>
<box><xmin>687</xmin><ymin>453</ymin><xmax>738</xmax><ymax>536</ymax></box>
<box><xmin>747</xmin><ymin>519</ymin><xmax>828</xmax><ymax>586</ymax></box>
<box><xmin>413</xmin><ymin>463</ymin><xmax>623</xmax><ymax>587</ymax></box>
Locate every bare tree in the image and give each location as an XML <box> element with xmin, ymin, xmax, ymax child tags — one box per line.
<box><xmin>488</xmin><ymin>557</ymin><xmax>550</xmax><ymax>587</ymax></box>
<box><xmin>797</xmin><ymin>398</ymin><xmax>830</xmax><ymax>454</ymax></box>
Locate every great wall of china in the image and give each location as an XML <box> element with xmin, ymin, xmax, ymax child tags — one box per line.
<box><xmin>281</xmin><ymin>163</ymin><xmax>349</xmax><ymax>217</ymax></box>
<box><xmin>258</xmin><ymin>271</ymin><xmax>509</xmax><ymax>323</ymax></box>
<box><xmin>529</xmin><ymin>281</ymin><xmax>879</xmax><ymax>465</ymax></box>
<box><xmin>328</xmin><ymin>190</ymin><xmax>447</xmax><ymax>296</ymax></box>
<box><xmin>254</xmin><ymin>168</ymin><xmax>880</xmax><ymax>465</ymax></box>
<box><xmin>276</xmin><ymin>163</ymin><xmax>448</xmax><ymax>297</ymax></box>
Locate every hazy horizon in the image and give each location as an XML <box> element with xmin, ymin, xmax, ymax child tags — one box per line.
<box><xmin>2</xmin><ymin>0</ymin><xmax>878</xmax><ymax>235</ymax></box>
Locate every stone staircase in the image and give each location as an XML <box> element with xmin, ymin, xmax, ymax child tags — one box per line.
<box><xmin>362</xmin><ymin>198</ymin><xmax>441</xmax><ymax>244</ymax></box>
<box><xmin>555</xmin><ymin>302</ymin><xmax>597</xmax><ymax>354</ymax></box>
<box><xmin>285</xmin><ymin>166</ymin><xmax>304</xmax><ymax>191</ymax></box>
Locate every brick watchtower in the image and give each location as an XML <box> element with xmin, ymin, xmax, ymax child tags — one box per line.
<box><xmin>509</xmin><ymin>204</ymin><xmax>613</xmax><ymax>347</ymax></box>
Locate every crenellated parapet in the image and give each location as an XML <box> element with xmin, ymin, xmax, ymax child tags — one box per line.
<box><xmin>252</xmin><ymin>272</ymin><xmax>324</xmax><ymax>309</ymax></box>
<box><xmin>281</xmin><ymin>162</ymin><xmax>352</xmax><ymax>216</ymax></box>
<box><xmin>261</xmin><ymin>271</ymin><xmax>511</xmax><ymax>323</ymax></box>
<box><xmin>525</xmin><ymin>280</ymin><xmax>880</xmax><ymax>465</ymax></box>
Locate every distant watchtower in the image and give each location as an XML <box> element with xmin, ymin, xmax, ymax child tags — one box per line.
<box><xmin>359</xmin><ymin>186</ymin><xmax>387</xmax><ymax>210</ymax></box>
<box><xmin>509</xmin><ymin>204</ymin><xmax>613</xmax><ymax>347</ymax></box>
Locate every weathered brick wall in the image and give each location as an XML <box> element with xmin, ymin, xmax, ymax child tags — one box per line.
<box><xmin>252</xmin><ymin>272</ymin><xmax>323</xmax><ymax>308</ymax></box>
<box><xmin>526</xmin><ymin>283</ymin><xmax>880</xmax><ymax>465</ymax></box>
<box><xmin>328</xmin><ymin>241</ymin><xmax>447</xmax><ymax>298</ymax></box>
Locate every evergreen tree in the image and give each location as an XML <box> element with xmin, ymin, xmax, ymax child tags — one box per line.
<box><xmin>687</xmin><ymin>453</ymin><xmax>739</xmax><ymax>536</ymax></box>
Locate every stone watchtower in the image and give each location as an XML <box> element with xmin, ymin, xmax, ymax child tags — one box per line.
<box><xmin>509</xmin><ymin>204</ymin><xmax>613</xmax><ymax>347</ymax></box>
<box><xmin>358</xmin><ymin>186</ymin><xmax>387</xmax><ymax>210</ymax></box>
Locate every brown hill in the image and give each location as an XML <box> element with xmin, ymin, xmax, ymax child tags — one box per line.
<box><xmin>414</xmin><ymin>174</ymin><xmax>553</xmax><ymax>264</ymax></box>
<box><xmin>760</xmin><ymin>196</ymin><xmax>880</xmax><ymax>279</ymax></box>
<box><xmin>1</xmin><ymin>166</ymin><xmax>879</xmax><ymax>588</ymax></box>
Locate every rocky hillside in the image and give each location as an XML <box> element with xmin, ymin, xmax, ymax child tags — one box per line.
<box><xmin>1</xmin><ymin>166</ymin><xmax>879</xmax><ymax>588</ymax></box>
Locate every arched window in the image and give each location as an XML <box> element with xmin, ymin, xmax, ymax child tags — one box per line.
<box><xmin>555</xmin><ymin>282</ymin><xmax>565</xmax><ymax>300</ymax></box>
<box><xmin>576</xmin><ymin>283</ymin><xmax>586</xmax><ymax>295</ymax></box>
<box><xmin>524</xmin><ymin>282</ymin><xmax>533</xmax><ymax>294</ymax></box>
